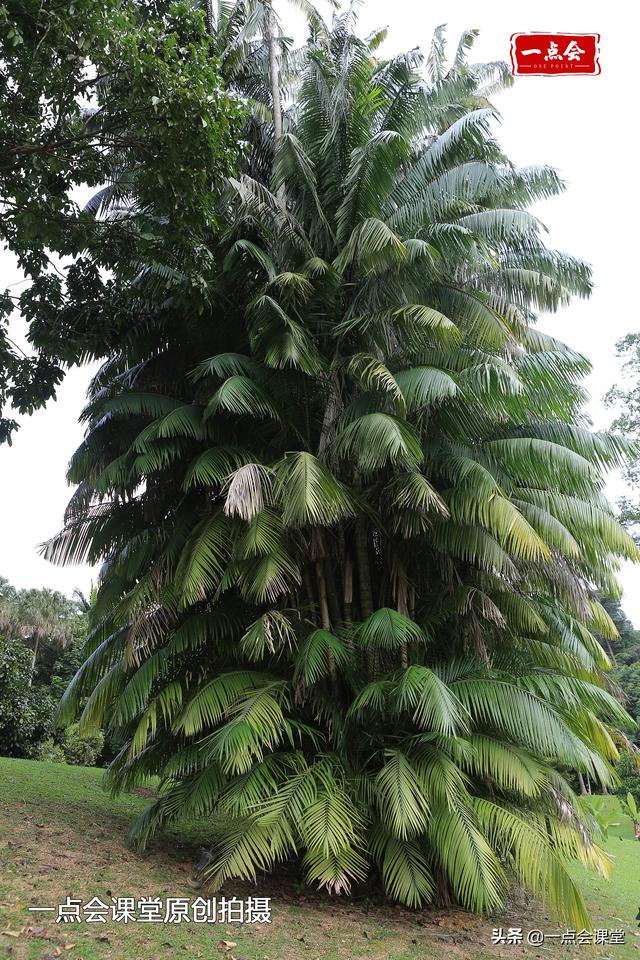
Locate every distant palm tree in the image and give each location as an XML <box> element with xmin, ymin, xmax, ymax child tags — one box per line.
<box><xmin>207</xmin><ymin>0</ymin><xmax>325</xmax><ymax>137</ymax></box>
<box><xmin>0</xmin><ymin>587</ymin><xmax>77</xmax><ymax>684</ymax></box>
<box><xmin>47</xmin><ymin>12</ymin><xmax>637</xmax><ymax>924</ymax></box>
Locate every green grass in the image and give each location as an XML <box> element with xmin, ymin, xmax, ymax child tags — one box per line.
<box><xmin>1</xmin><ymin>757</ymin><xmax>639</xmax><ymax>960</ymax></box>
<box><xmin>567</xmin><ymin>795</ymin><xmax>640</xmax><ymax>956</ymax></box>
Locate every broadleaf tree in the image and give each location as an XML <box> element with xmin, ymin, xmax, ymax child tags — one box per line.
<box><xmin>0</xmin><ymin>0</ymin><xmax>244</xmax><ymax>443</ymax></box>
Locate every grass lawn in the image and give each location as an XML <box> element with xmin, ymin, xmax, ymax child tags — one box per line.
<box><xmin>1</xmin><ymin>757</ymin><xmax>639</xmax><ymax>960</ymax></box>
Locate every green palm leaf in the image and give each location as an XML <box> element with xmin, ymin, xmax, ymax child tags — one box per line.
<box><xmin>333</xmin><ymin>414</ymin><xmax>422</xmax><ymax>474</ymax></box>
<box><xmin>375</xmin><ymin>750</ymin><xmax>430</xmax><ymax>840</ymax></box>
<box><xmin>273</xmin><ymin>451</ymin><xmax>356</xmax><ymax>526</ymax></box>
<box><xmin>370</xmin><ymin>827</ymin><xmax>435</xmax><ymax>907</ymax></box>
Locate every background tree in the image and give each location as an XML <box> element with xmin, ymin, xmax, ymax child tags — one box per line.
<box><xmin>0</xmin><ymin>634</ymin><xmax>53</xmax><ymax>757</ymax></box>
<box><xmin>0</xmin><ymin>586</ymin><xmax>77</xmax><ymax>682</ymax></box>
<box><xmin>0</xmin><ymin>0</ymin><xmax>243</xmax><ymax>444</ymax></box>
<box><xmin>604</xmin><ymin>333</ymin><xmax>640</xmax><ymax>541</ymax></box>
<box><xmin>47</xmin><ymin>13</ymin><xmax>638</xmax><ymax>924</ymax></box>
<box><xmin>0</xmin><ymin>577</ymin><xmax>101</xmax><ymax>760</ymax></box>
<box><xmin>600</xmin><ymin>598</ymin><xmax>640</xmax><ymax>745</ymax></box>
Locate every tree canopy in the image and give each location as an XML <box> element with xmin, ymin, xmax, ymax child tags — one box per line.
<box><xmin>0</xmin><ymin>0</ymin><xmax>243</xmax><ymax>443</ymax></box>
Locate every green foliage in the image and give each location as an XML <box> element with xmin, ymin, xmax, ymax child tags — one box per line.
<box><xmin>0</xmin><ymin>584</ymin><xmax>80</xmax><ymax>680</ymax></box>
<box><xmin>0</xmin><ymin>635</ymin><xmax>56</xmax><ymax>757</ymax></box>
<box><xmin>618</xmin><ymin>791</ymin><xmax>639</xmax><ymax>831</ymax></box>
<box><xmin>45</xmin><ymin>642</ymin><xmax>88</xmax><ymax>703</ymax></box>
<box><xmin>37</xmin><ymin>739</ymin><xmax>66</xmax><ymax>763</ymax></box>
<box><xmin>41</xmin><ymin>10</ymin><xmax>637</xmax><ymax>925</ymax></box>
<box><xmin>614</xmin><ymin>752</ymin><xmax>640</xmax><ymax>806</ymax></box>
<box><xmin>599</xmin><ymin>598</ymin><xmax>640</xmax><ymax>743</ymax></box>
<box><xmin>0</xmin><ymin>579</ymin><xmax>105</xmax><ymax>761</ymax></box>
<box><xmin>583</xmin><ymin>795</ymin><xmax>620</xmax><ymax>840</ymax></box>
<box><xmin>61</xmin><ymin>722</ymin><xmax>105</xmax><ymax>766</ymax></box>
<box><xmin>605</xmin><ymin>334</ymin><xmax>640</xmax><ymax>541</ymax></box>
<box><xmin>0</xmin><ymin>0</ymin><xmax>244</xmax><ymax>444</ymax></box>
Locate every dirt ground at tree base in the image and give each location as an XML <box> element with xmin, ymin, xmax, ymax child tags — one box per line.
<box><xmin>1</xmin><ymin>759</ymin><xmax>637</xmax><ymax>960</ymax></box>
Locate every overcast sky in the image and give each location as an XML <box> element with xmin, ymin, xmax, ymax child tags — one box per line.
<box><xmin>2</xmin><ymin>0</ymin><xmax>639</xmax><ymax>620</ymax></box>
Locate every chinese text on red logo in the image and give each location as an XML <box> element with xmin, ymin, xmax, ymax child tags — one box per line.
<box><xmin>510</xmin><ymin>34</ymin><xmax>600</xmax><ymax>76</ymax></box>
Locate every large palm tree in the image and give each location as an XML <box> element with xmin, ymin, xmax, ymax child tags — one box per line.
<box><xmin>48</xmin><ymin>12</ymin><xmax>637</xmax><ymax>923</ymax></box>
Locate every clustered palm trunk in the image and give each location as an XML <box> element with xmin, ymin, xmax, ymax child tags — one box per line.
<box><xmin>49</xmin><ymin>10</ymin><xmax>637</xmax><ymax>924</ymax></box>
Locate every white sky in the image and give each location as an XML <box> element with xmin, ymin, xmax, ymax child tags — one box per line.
<box><xmin>1</xmin><ymin>0</ymin><xmax>639</xmax><ymax>621</ymax></box>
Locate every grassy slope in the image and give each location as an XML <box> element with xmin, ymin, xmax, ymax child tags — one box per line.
<box><xmin>566</xmin><ymin>795</ymin><xmax>640</xmax><ymax>950</ymax></box>
<box><xmin>1</xmin><ymin>757</ymin><xmax>639</xmax><ymax>960</ymax></box>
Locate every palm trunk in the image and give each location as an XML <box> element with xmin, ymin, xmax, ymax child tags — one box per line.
<box><xmin>316</xmin><ymin>560</ymin><xmax>331</xmax><ymax>631</ymax></box>
<box><xmin>324</xmin><ymin>558</ymin><xmax>342</xmax><ymax>628</ymax></box>
<box><xmin>354</xmin><ymin>520</ymin><xmax>373</xmax><ymax>619</ymax></box>
<box><xmin>265</xmin><ymin>1</ymin><xmax>282</xmax><ymax>140</ymax></box>
<box><xmin>316</xmin><ymin>558</ymin><xmax>337</xmax><ymax>687</ymax></box>
<box><xmin>577</xmin><ymin>771</ymin><xmax>587</xmax><ymax>796</ymax></box>
<box><xmin>355</xmin><ymin>519</ymin><xmax>375</xmax><ymax>675</ymax></box>
<box><xmin>396</xmin><ymin>564</ymin><xmax>409</xmax><ymax>669</ymax></box>
<box><xmin>408</xmin><ymin>582</ymin><xmax>416</xmax><ymax>620</ymax></box>
<box><xmin>264</xmin><ymin>0</ymin><xmax>285</xmax><ymax>202</ymax></box>
<box><xmin>343</xmin><ymin>554</ymin><xmax>353</xmax><ymax>621</ymax></box>
<box><xmin>205</xmin><ymin>0</ymin><xmax>215</xmax><ymax>37</ymax></box>
<box><xmin>399</xmin><ymin>640</ymin><xmax>408</xmax><ymax>669</ymax></box>
<box><xmin>303</xmin><ymin>565</ymin><xmax>316</xmax><ymax>611</ymax></box>
<box><xmin>317</xmin><ymin>374</ymin><xmax>341</xmax><ymax>454</ymax></box>
<box><xmin>604</xmin><ymin>638</ymin><xmax>617</xmax><ymax>668</ymax></box>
